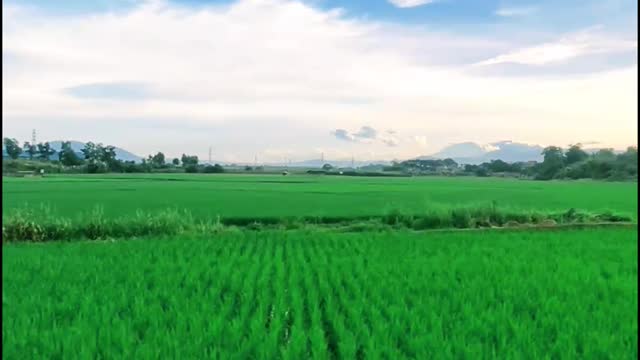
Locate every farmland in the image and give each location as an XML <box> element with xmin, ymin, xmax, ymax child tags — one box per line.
<box><xmin>2</xmin><ymin>174</ymin><xmax>638</xmax><ymax>359</ymax></box>
<box><xmin>2</xmin><ymin>174</ymin><xmax>637</xmax><ymax>220</ymax></box>
<box><xmin>3</xmin><ymin>228</ymin><xmax>638</xmax><ymax>359</ymax></box>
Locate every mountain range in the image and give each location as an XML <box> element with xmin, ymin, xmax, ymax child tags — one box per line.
<box><xmin>4</xmin><ymin>140</ymin><xmax>621</xmax><ymax>166</ymax></box>
<box><xmin>419</xmin><ymin>141</ymin><xmax>544</xmax><ymax>164</ymax></box>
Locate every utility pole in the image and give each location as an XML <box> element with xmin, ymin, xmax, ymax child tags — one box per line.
<box><xmin>321</xmin><ymin>152</ymin><xmax>324</xmax><ymax>163</ymax></box>
<box><xmin>32</xmin><ymin>129</ymin><xmax>37</xmax><ymax>144</ymax></box>
<box><xmin>351</xmin><ymin>156</ymin><xmax>355</xmax><ymax>168</ymax></box>
<box><xmin>208</xmin><ymin>146</ymin><xmax>212</xmax><ymax>164</ymax></box>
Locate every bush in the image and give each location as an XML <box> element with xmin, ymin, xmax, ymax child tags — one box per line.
<box><xmin>184</xmin><ymin>165</ymin><xmax>198</xmax><ymax>173</ymax></box>
<box><xmin>451</xmin><ymin>209</ymin><xmax>472</xmax><ymax>228</ymax></box>
<box><xmin>203</xmin><ymin>164</ymin><xmax>224</xmax><ymax>173</ymax></box>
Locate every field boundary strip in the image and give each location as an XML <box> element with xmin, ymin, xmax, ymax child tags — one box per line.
<box><xmin>2</xmin><ymin>205</ymin><xmax>636</xmax><ymax>242</ymax></box>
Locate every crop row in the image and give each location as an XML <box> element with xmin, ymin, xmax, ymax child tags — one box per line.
<box><xmin>3</xmin><ymin>228</ymin><xmax>637</xmax><ymax>358</ymax></box>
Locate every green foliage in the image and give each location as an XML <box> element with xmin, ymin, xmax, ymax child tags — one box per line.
<box><xmin>22</xmin><ymin>141</ymin><xmax>37</xmax><ymax>159</ymax></box>
<box><xmin>181</xmin><ymin>154</ymin><xmax>198</xmax><ymax>166</ymax></box>
<box><xmin>3</xmin><ymin>138</ymin><xmax>23</xmax><ymax>159</ymax></box>
<box><xmin>202</xmin><ymin>164</ymin><xmax>225</xmax><ymax>173</ymax></box>
<box><xmin>565</xmin><ymin>144</ymin><xmax>589</xmax><ymax>165</ymax></box>
<box><xmin>58</xmin><ymin>141</ymin><xmax>83</xmax><ymax>166</ymax></box>
<box><xmin>148</xmin><ymin>152</ymin><xmax>166</xmax><ymax>168</ymax></box>
<box><xmin>184</xmin><ymin>164</ymin><xmax>198</xmax><ymax>173</ymax></box>
<box><xmin>400</xmin><ymin>158</ymin><xmax>458</xmax><ymax>173</ymax></box>
<box><xmin>2</xmin><ymin>204</ymin><xmax>632</xmax><ymax>242</ymax></box>
<box><xmin>36</xmin><ymin>142</ymin><xmax>56</xmax><ymax>161</ymax></box>
<box><xmin>3</xmin><ymin>228</ymin><xmax>637</xmax><ymax>358</ymax></box>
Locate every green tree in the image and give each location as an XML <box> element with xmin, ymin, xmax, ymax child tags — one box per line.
<box><xmin>203</xmin><ymin>164</ymin><xmax>224</xmax><ymax>173</ymax></box>
<box><xmin>593</xmin><ymin>148</ymin><xmax>616</xmax><ymax>161</ymax></box>
<box><xmin>538</xmin><ymin>146</ymin><xmax>565</xmax><ymax>179</ymax></box>
<box><xmin>322</xmin><ymin>163</ymin><xmax>333</xmax><ymax>170</ymax></box>
<box><xmin>36</xmin><ymin>142</ymin><xmax>56</xmax><ymax>161</ymax></box>
<box><xmin>181</xmin><ymin>154</ymin><xmax>199</xmax><ymax>166</ymax></box>
<box><xmin>172</xmin><ymin>158</ymin><xmax>180</xmax><ymax>166</ymax></box>
<box><xmin>487</xmin><ymin>159</ymin><xmax>512</xmax><ymax>173</ymax></box>
<box><xmin>614</xmin><ymin>146</ymin><xmax>638</xmax><ymax>178</ymax></box>
<box><xmin>3</xmin><ymin>138</ymin><xmax>22</xmax><ymax>159</ymax></box>
<box><xmin>22</xmin><ymin>141</ymin><xmax>37</xmax><ymax>160</ymax></box>
<box><xmin>565</xmin><ymin>144</ymin><xmax>589</xmax><ymax>165</ymax></box>
<box><xmin>59</xmin><ymin>141</ymin><xmax>83</xmax><ymax>166</ymax></box>
<box><xmin>81</xmin><ymin>142</ymin><xmax>100</xmax><ymax>162</ymax></box>
<box><xmin>149</xmin><ymin>152</ymin><xmax>166</xmax><ymax>167</ymax></box>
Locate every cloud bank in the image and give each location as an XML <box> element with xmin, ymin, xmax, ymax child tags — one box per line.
<box><xmin>2</xmin><ymin>0</ymin><xmax>637</xmax><ymax>161</ymax></box>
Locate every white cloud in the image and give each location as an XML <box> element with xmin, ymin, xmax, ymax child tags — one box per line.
<box><xmin>495</xmin><ymin>6</ymin><xmax>537</xmax><ymax>17</ymax></box>
<box><xmin>2</xmin><ymin>0</ymin><xmax>637</xmax><ymax>161</ymax></box>
<box><xmin>413</xmin><ymin>135</ymin><xmax>428</xmax><ymax>147</ymax></box>
<box><xmin>333</xmin><ymin>126</ymin><xmax>398</xmax><ymax>146</ymax></box>
<box><xmin>475</xmin><ymin>26</ymin><xmax>637</xmax><ymax>66</ymax></box>
<box><xmin>387</xmin><ymin>0</ymin><xmax>435</xmax><ymax>9</ymax></box>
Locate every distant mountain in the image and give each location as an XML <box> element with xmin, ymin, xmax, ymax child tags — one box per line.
<box><xmin>2</xmin><ymin>140</ymin><xmax>142</xmax><ymax>162</ymax></box>
<box><xmin>263</xmin><ymin>159</ymin><xmax>392</xmax><ymax>168</ymax></box>
<box><xmin>48</xmin><ymin>141</ymin><xmax>143</xmax><ymax>163</ymax></box>
<box><xmin>423</xmin><ymin>142</ymin><xmax>486</xmax><ymax>160</ymax></box>
<box><xmin>419</xmin><ymin>141</ymin><xmax>544</xmax><ymax>164</ymax></box>
<box><xmin>482</xmin><ymin>141</ymin><xmax>543</xmax><ymax>163</ymax></box>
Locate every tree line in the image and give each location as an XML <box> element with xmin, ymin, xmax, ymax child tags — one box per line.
<box><xmin>4</xmin><ymin>138</ymin><xmax>636</xmax><ymax>180</ymax></box>
<box><xmin>389</xmin><ymin>144</ymin><xmax>636</xmax><ymax>181</ymax></box>
<box><xmin>2</xmin><ymin>138</ymin><xmax>224</xmax><ymax>174</ymax></box>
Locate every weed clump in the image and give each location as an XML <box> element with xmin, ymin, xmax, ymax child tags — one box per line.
<box><xmin>2</xmin><ymin>204</ymin><xmax>634</xmax><ymax>242</ymax></box>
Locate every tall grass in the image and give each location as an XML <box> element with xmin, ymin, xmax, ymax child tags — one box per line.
<box><xmin>2</xmin><ymin>204</ymin><xmax>633</xmax><ymax>242</ymax></box>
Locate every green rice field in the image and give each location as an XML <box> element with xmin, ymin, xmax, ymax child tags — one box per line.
<box><xmin>2</xmin><ymin>174</ymin><xmax>638</xmax><ymax>359</ymax></box>
<box><xmin>2</xmin><ymin>174</ymin><xmax>637</xmax><ymax>219</ymax></box>
<box><xmin>3</xmin><ymin>228</ymin><xmax>637</xmax><ymax>359</ymax></box>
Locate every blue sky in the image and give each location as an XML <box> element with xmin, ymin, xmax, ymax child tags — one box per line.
<box><xmin>2</xmin><ymin>0</ymin><xmax>637</xmax><ymax>161</ymax></box>
<box><xmin>12</xmin><ymin>0</ymin><xmax>637</xmax><ymax>28</ymax></box>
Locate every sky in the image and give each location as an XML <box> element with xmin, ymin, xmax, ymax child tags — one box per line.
<box><xmin>2</xmin><ymin>0</ymin><xmax>637</xmax><ymax>162</ymax></box>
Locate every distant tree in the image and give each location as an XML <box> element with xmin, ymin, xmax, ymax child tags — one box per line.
<box><xmin>537</xmin><ymin>146</ymin><xmax>565</xmax><ymax>179</ymax></box>
<box><xmin>81</xmin><ymin>142</ymin><xmax>100</xmax><ymax>163</ymax></box>
<box><xmin>464</xmin><ymin>164</ymin><xmax>479</xmax><ymax>173</ymax></box>
<box><xmin>59</xmin><ymin>141</ymin><xmax>83</xmax><ymax>166</ymax></box>
<box><xmin>593</xmin><ymin>148</ymin><xmax>616</xmax><ymax>161</ymax></box>
<box><xmin>81</xmin><ymin>142</ymin><xmax>115</xmax><ymax>173</ymax></box>
<box><xmin>442</xmin><ymin>158</ymin><xmax>458</xmax><ymax>168</ymax></box>
<box><xmin>36</xmin><ymin>142</ymin><xmax>56</xmax><ymax>161</ymax></box>
<box><xmin>244</xmin><ymin>166</ymin><xmax>253</xmax><ymax>171</ymax></box>
<box><xmin>3</xmin><ymin>138</ymin><xmax>22</xmax><ymax>159</ymax></box>
<box><xmin>486</xmin><ymin>159</ymin><xmax>512</xmax><ymax>173</ymax></box>
<box><xmin>101</xmin><ymin>145</ymin><xmax>117</xmax><ymax>164</ymax></box>
<box><xmin>172</xmin><ymin>158</ymin><xmax>180</xmax><ymax>166</ymax></box>
<box><xmin>475</xmin><ymin>168</ymin><xmax>489</xmax><ymax>177</ymax></box>
<box><xmin>322</xmin><ymin>163</ymin><xmax>333</xmax><ymax>170</ymax></box>
<box><xmin>181</xmin><ymin>154</ymin><xmax>199</xmax><ymax>166</ymax></box>
<box><xmin>23</xmin><ymin>141</ymin><xmax>37</xmax><ymax>160</ymax></box>
<box><xmin>184</xmin><ymin>165</ymin><xmax>198</xmax><ymax>173</ymax></box>
<box><xmin>203</xmin><ymin>164</ymin><xmax>224</xmax><ymax>173</ymax></box>
<box><xmin>147</xmin><ymin>152</ymin><xmax>165</xmax><ymax>168</ymax></box>
<box><xmin>613</xmin><ymin>146</ymin><xmax>638</xmax><ymax>178</ymax></box>
<box><xmin>565</xmin><ymin>144</ymin><xmax>589</xmax><ymax>165</ymax></box>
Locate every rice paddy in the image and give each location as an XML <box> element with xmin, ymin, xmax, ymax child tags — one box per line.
<box><xmin>2</xmin><ymin>174</ymin><xmax>638</xmax><ymax>359</ymax></box>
